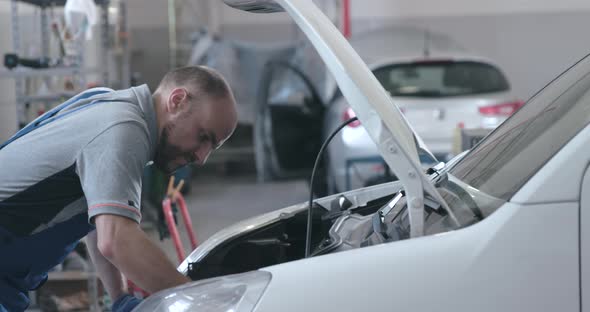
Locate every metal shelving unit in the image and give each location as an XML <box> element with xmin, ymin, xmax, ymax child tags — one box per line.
<box><xmin>21</xmin><ymin>92</ymin><xmax>77</xmax><ymax>103</ymax></box>
<box><xmin>2</xmin><ymin>0</ymin><xmax>110</xmax><ymax>127</ymax></box>
<box><xmin>0</xmin><ymin>66</ymin><xmax>102</xmax><ymax>79</ymax></box>
<box><xmin>3</xmin><ymin>2</ymin><xmax>110</xmax><ymax>310</ymax></box>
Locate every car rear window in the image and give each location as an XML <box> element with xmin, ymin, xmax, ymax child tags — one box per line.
<box><xmin>373</xmin><ymin>61</ymin><xmax>510</xmax><ymax>97</ymax></box>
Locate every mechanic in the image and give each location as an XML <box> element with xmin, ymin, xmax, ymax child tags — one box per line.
<box><xmin>0</xmin><ymin>66</ymin><xmax>238</xmax><ymax>312</ymax></box>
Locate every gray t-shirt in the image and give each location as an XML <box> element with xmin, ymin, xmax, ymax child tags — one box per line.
<box><xmin>0</xmin><ymin>84</ymin><xmax>158</xmax><ymax>236</ymax></box>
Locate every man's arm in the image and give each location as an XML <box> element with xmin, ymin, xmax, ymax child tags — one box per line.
<box><xmin>95</xmin><ymin>214</ymin><xmax>190</xmax><ymax>293</ymax></box>
<box><xmin>76</xmin><ymin>123</ymin><xmax>188</xmax><ymax>292</ymax></box>
<box><xmin>86</xmin><ymin>230</ymin><xmax>126</xmax><ymax>300</ymax></box>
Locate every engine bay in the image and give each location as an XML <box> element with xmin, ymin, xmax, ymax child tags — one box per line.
<box><xmin>186</xmin><ymin>192</ymin><xmax>401</xmax><ymax>281</ymax></box>
<box><xmin>186</xmin><ymin>166</ymin><xmax>489</xmax><ymax>282</ymax></box>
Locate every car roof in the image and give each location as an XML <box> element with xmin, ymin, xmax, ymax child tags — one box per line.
<box><xmin>367</xmin><ymin>54</ymin><xmax>503</xmax><ymax>71</ymax></box>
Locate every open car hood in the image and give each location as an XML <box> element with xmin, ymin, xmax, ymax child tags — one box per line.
<box><xmin>223</xmin><ymin>0</ymin><xmax>453</xmax><ymax>236</ymax></box>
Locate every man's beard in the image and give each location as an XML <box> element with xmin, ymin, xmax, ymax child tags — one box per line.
<box><xmin>153</xmin><ymin>123</ymin><xmax>184</xmax><ymax>174</ymax></box>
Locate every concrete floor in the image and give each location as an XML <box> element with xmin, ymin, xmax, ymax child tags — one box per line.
<box><xmin>146</xmin><ymin>174</ymin><xmax>310</xmax><ymax>264</ymax></box>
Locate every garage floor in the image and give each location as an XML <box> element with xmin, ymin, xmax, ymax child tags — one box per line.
<box><xmin>146</xmin><ymin>174</ymin><xmax>310</xmax><ymax>264</ymax></box>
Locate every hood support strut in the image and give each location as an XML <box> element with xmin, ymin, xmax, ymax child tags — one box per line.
<box><xmin>225</xmin><ymin>0</ymin><xmax>460</xmax><ymax>236</ymax></box>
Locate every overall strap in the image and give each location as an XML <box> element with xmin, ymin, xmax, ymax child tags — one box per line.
<box><xmin>0</xmin><ymin>88</ymin><xmax>112</xmax><ymax>150</ymax></box>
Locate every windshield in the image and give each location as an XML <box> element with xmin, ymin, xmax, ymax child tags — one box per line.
<box><xmin>450</xmin><ymin>56</ymin><xmax>590</xmax><ymax>201</ymax></box>
<box><xmin>387</xmin><ymin>54</ymin><xmax>590</xmax><ymax>238</ymax></box>
<box><xmin>373</xmin><ymin>61</ymin><xmax>509</xmax><ymax>97</ymax></box>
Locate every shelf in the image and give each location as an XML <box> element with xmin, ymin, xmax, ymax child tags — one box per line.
<box><xmin>21</xmin><ymin>92</ymin><xmax>77</xmax><ymax>103</ymax></box>
<box><xmin>0</xmin><ymin>67</ymin><xmax>101</xmax><ymax>79</ymax></box>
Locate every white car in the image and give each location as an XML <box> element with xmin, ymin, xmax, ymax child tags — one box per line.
<box><xmin>136</xmin><ymin>0</ymin><xmax>590</xmax><ymax>311</ymax></box>
<box><xmin>325</xmin><ymin>49</ymin><xmax>521</xmax><ymax>193</ymax></box>
<box><xmin>255</xmin><ymin>27</ymin><xmax>519</xmax><ymax>194</ymax></box>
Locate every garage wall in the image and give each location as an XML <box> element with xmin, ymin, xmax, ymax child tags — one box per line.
<box><xmin>148</xmin><ymin>0</ymin><xmax>590</xmax><ymax>102</ymax></box>
<box><xmin>96</xmin><ymin>0</ymin><xmax>590</xmax><ymax>100</ymax></box>
<box><xmin>125</xmin><ymin>0</ymin><xmax>294</xmax><ymax>89</ymax></box>
<box><xmin>365</xmin><ymin>12</ymin><xmax>590</xmax><ymax>101</ymax></box>
<box><xmin>125</xmin><ymin>0</ymin><xmax>171</xmax><ymax>89</ymax></box>
<box><xmin>0</xmin><ymin>2</ymin><xmax>34</xmax><ymax>141</ymax></box>
<box><xmin>345</xmin><ymin>0</ymin><xmax>590</xmax><ymax>100</ymax></box>
<box><xmin>217</xmin><ymin>10</ymin><xmax>590</xmax><ymax>101</ymax></box>
<box><xmin>1</xmin><ymin>0</ymin><xmax>590</xmax><ymax>139</ymax></box>
<box><xmin>350</xmin><ymin>0</ymin><xmax>590</xmax><ymax>17</ymax></box>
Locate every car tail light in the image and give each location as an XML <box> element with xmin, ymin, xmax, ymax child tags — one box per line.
<box><xmin>478</xmin><ymin>100</ymin><xmax>524</xmax><ymax>116</ymax></box>
<box><xmin>343</xmin><ymin>107</ymin><xmax>361</xmax><ymax>127</ymax></box>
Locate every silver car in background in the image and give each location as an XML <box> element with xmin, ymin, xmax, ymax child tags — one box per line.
<box><xmin>327</xmin><ymin>60</ymin><xmax>521</xmax><ymax>193</ymax></box>
<box><xmin>256</xmin><ymin>26</ymin><xmax>521</xmax><ymax>194</ymax></box>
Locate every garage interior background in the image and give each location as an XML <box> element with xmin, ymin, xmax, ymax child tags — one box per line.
<box><xmin>1</xmin><ymin>0</ymin><xmax>590</xmax><ymax>310</ymax></box>
<box><xmin>1</xmin><ymin>0</ymin><xmax>590</xmax><ymax>141</ymax></box>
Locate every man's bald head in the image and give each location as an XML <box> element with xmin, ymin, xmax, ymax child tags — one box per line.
<box><xmin>155</xmin><ymin>66</ymin><xmax>234</xmax><ymax>104</ymax></box>
<box><xmin>152</xmin><ymin>66</ymin><xmax>238</xmax><ymax>174</ymax></box>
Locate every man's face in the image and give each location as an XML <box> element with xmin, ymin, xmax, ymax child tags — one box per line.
<box><xmin>154</xmin><ymin>90</ymin><xmax>236</xmax><ymax>174</ymax></box>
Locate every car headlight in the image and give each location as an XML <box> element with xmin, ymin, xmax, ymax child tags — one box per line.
<box><xmin>134</xmin><ymin>271</ymin><xmax>271</xmax><ymax>312</ymax></box>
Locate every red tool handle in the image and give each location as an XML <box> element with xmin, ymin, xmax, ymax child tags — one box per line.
<box><xmin>343</xmin><ymin>0</ymin><xmax>351</xmax><ymax>38</ymax></box>
<box><xmin>176</xmin><ymin>195</ymin><xmax>198</xmax><ymax>250</ymax></box>
<box><xmin>162</xmin><ymin>197</ymin><xmax>186</xmax><ymax>262</ymax></box>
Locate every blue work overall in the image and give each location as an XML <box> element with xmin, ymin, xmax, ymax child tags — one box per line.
<box><xmin>0</xmin><ymin>89</ymin><xmax>110</xmax><ymax>311</ymax></box>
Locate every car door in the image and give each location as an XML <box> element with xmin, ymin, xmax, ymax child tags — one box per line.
<box><xmin>255</xmin><ymin>60</ymin><xmax>325</xmax><ymax>182</ymax></box>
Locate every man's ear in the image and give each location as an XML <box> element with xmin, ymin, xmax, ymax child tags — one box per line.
<box><xmin>166</xmin><ymin>88</ymin><xmax>189</xmax><ymax>114</ymax></box>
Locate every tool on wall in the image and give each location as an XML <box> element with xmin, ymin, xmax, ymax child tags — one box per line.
<box><xmin>3</xmin><ymin>54</ymin><xmax>53</xmax><ymax>70</ymax></box>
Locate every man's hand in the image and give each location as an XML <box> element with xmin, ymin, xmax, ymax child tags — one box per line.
<box><xmin>95</xmin><ymin>214</ymin><xmax>190</xmax><ymax>293</ymax></box>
